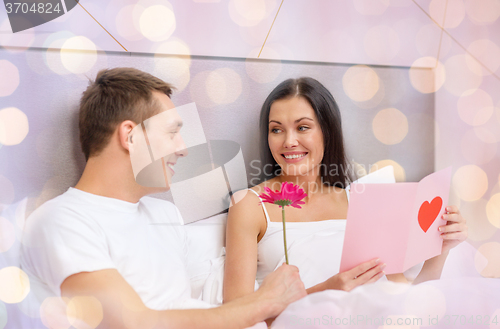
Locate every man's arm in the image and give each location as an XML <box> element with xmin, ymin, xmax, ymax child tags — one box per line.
<box><xmin>62</xmin><ymin>265</ymin><xmax>305</xmax><ymax>329</ymax></box>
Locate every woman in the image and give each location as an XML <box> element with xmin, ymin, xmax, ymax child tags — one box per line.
<box><xmin>223</xmin><ymin>77</ymin><xmax>467</xmax><ymax>303</ymax></box>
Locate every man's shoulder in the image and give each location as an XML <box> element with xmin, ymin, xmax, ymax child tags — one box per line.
<box><xmin>140</xmin><ymin>196</ymin><xmax>183</xmax><ymax>224</ymax></box>
<box><xmin>30</xmin><ymin>190</ymin><xmax>77</xmax><ymax>216</ymax></box>
<box><xmin>26</xmin><ymin>189</ymin><xmax>97</xmax><ymax>230</ymax></box>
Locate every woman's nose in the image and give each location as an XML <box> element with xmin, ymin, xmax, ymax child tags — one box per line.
<box><xmin>283</xmin><ymin>132</ymin><xmax>298</xmax><ymax>148</ymax></box>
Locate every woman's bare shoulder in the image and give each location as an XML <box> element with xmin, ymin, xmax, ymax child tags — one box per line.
<box><xmin>228</xmin><ymin>179</ymin><xmax>278</xmax><ymax>219</ymax></box>
<box><xmin>248</xmin><ymin>178</ymin><xmax>281</xmax><ymax>194</ymax></box>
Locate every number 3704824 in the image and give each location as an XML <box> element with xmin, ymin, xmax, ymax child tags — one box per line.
<box><xmin>5</xmin><ymin>2</ymin><xmax>61</xmax><ymax>14</ymax></box>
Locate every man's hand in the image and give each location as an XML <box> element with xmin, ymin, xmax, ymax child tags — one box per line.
<box><xmin>61</xmin><ymin>267</ymin><xmax>306</xmax><ymax>329</ymax></box>
<box><xmin>256</xmin><ymin>264</ymin><xmax>307</xmax><ymax>317</ymax></box>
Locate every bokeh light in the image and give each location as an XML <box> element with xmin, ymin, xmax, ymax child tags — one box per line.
<box><xmin>474</xmin><ymin>124</ymin><xmax>500</xmax><ymax>143</ymax></box>
<box><xmin>475</xmin><ymin>242</ymin><xmax>500</xmax><ymax>278</ymax></box>
<box><xmin>370</xmin><ymin>159</ymin><xmax>406</xmax><ymax>182</ymax></box>
<box><xmin>461</xmin><ymin>199</ymin><xmax>497</xmax><ymax>241</ymax></box>
<box><xmin>364</xmin><ymin>25</ymin><xmax>400</xmax><ymax>62</ymax></box>
<box><xmin>189</xmin><ymin>71</ymin><xmax>215</xmax><ymax>108</ymax></box>
<box><xmin>67</xmin><ymin>296</ymin><xmax>103</xmax><ymax>329</ymax></box>
<box><xmin>429</xmin><ymin>0</ymin><xmax>466</xmax><ymax>28</ymax></box>
<box><xmin>372</xmin><ymin>108</ymin><xmax>408</xmax><ymax>145</ymax></box>
<box><xmin>452</xmin><ymin>165</ymin><xmax>488</xmax><ymax>201</ymax></box>
<box><xmin>343</xmin><ymin>65</ymin><xmax>380</xmax><ymax>102</ymax></box>
<box><xmin>0</xmin><ymin>217</ymin><xmax>15</xmax><ymax>253</ymax></box>
<box><xmin>45</xmin><ymin>32</ymin><xmax>73</xmax><ymax>75</ymax></box>
<box><xmin>0</xmin><ymin>267</ymin><xmax>30</xmax><ymax>304</ymax></box>
<box><xmin>409</xmin><ymin>57</ymin><xmax>446</xmax><ymax>94</ymax></box>
<box><xmin>153</xmin><ymin>39</ymin><xmax>191</xmax><ymax>93</ymax></box>
<box><xmin>0</xmin><ymin>107</ymin><xmax>29</xmax><ymax>146</ymax></box>
<box><xmin>0</xmin><ymin>301</ymin><xmax>6</xmax><ymax>328</ymax></box>
<box><xmin>460</xmin><ymin>129</ymin><xmax>496</xmax><ymax>164</ymax></box>
<box><xmin>0</xmin><ymin>19</ymin><xmax>34</xmax><ymax>53</ymax></box>
<box><xmin>154</xmin><ymin>58</ymin><xmax>190</xmax><ymax>93</ymax></box>
<box><xmin>448</xmin><ymin>184</ymin><xmax>462</xmax><ymax>209</ymax></box>
<box><xmin>115</xmin><ymin>5</ymin><xmax>144</xmax><ymax>41</ymax></box>
<box><xmin>404</xmin><ymin>285</ymin><xmax>447</xmax><ymax>319</ymax></box>
<box><xmin>416</xmin><ymin>24</ymin><xmax>452</xmax><ymax>58</ymax></box>
<box><xmin>465</xmin><ymin>0</ymin><xmax>500</xmax><ymax>25</ymax></box>
<box><xmin>40</xmin><ymin>297</ymin><xmax>71</xmax><ymax>329</ymax></box>
<box><xmin>465</xmin><ymin>39</ymin><xmax>500</xmax><ymax>76</ymax></box>
<box><xmin>352</xmin><ymin>79</ymin><xmax>385</xmax><ymax>110</ymax></box>
<box><xmin>486</xmin><ymin>193</ymin><xmax>500</xmax><ymax>228</ymax></box>
<box><xmin>205</xmin><ymin>68</ymin><xmax>242</xmax><ymax>105</ymax></box>
<box><xmin>154</xmin><ymin>38</ymin><xmax>191</xmax><ymax>60</ymax></box>
<box><xmin>139</xmin><ymin>5</ymin><xmax>176</xmax><ymax>42</ymax></box>
<box><xmin>228</xmin><ymin>0</ymin><xmax>272</xmax><ymax>27</ymax></box>
<box><xmin>457</xmin><ymin>89</ymin><xmax>494</xmax><ymax>126</ymax></box>
<box><xmin>246</xmin><ymin>48</ymin><xmax>282</xmax><ymax>84</ymax></box>
<box><xmin>0</xmin><ymin>60</ymin><xmax>20</xmax><ymax>97</ymax></box>
<box><xmin>353</xmin><ymin>0</ymin><xmax>390</xmax><ymax>15</ymax></box>
<box><xmin>444</xmin><ymin>55</ymin><xmax>482</xmax><ymax>96</ymax></box>
<box><xmin>60</xmin><ymin>36</ymin><xmax>98</xmax><ymax>74</ymax></box>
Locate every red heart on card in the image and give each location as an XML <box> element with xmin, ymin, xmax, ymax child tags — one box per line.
<box><xmin>418</xmin><ymin>197</ymin><xmax>443</xmax><ymax>233</ymax></box>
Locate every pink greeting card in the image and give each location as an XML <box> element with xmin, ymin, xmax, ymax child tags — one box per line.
<box><xmin>340</xmin><ymin>167</ymin><xmax>452</xmax><ymax>275</ymax></box>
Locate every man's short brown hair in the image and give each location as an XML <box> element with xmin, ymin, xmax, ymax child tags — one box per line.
<box><xmin>79</xmin><ymin>67</ymin><xmax>174</xmax><ymax>160</ymax></box>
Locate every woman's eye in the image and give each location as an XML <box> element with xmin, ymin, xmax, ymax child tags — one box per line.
<box><xmin>270</xmin><ymin>128</ymin><xmax>282</xmax><ymax>134</ymax></box>
<box><xmin>298</xmin><ymin>126</ymin><xmax>309</xmax><ymax>131</ymax></box>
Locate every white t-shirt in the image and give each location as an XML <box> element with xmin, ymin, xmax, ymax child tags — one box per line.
<box><xmin>20</xmin><ymin>187</ymin><xmax>209</xmax><ymax>310</ymax></box>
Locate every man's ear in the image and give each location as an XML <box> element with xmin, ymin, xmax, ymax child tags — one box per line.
<box><xmin>118</xmin><ymin>120</ymin><xmax>137</xmax><ymax>152</ymax></box>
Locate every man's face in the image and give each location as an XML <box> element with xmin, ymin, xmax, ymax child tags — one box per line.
<box><xmin>129</xmin><ymin>92</ymin><xmax>188</xmax><ymax>190</ymax></box>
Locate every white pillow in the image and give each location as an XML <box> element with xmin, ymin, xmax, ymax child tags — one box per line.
<box><xmin>184</xmin><ymin>213</ymin><xmax>227</xmax><ymax>300</ymax></box>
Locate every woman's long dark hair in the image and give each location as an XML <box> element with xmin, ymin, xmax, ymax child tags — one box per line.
<box><xmin>259</xmin><ymin>77</ymin><xmax>355</xmax><ymax>188</ymax></box>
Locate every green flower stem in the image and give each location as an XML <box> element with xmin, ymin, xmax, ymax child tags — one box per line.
<box><xmin>282</xmin><ymin>205</ymin><xmax>289</xmax><ymax>265</ymax></box>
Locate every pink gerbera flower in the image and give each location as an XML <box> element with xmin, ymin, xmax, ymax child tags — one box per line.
<box><xmin>259</xmin><ymin>182</ymin><xmax>307</xmax><ymax>208</ymax></box>
<box><xmin>258</xmin><ymin>182</ymin><xmax>307</xmax><ymax>264</ymax></box>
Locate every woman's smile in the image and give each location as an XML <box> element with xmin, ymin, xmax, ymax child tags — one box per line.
<box><xmin>282</xmin><ymin>152</ymin><xmax>308</xmax><ymax>163</ymax></box>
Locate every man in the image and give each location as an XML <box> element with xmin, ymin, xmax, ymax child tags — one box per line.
<box><xmin>21</xmin><ymin>68</ymin><xmax>306</xmax><ymax>328</ymax></box>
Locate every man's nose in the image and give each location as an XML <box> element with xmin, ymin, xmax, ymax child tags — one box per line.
<box><xmin>175</xmin><ymin>135</ymin><xmax>188</xmax><ymax>157</ymax></box>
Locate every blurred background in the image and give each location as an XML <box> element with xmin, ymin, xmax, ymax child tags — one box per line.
<box><xmin>0</xmin><ymin>0</ymin><xmax>499</xmax><ymax>327</ymax></box>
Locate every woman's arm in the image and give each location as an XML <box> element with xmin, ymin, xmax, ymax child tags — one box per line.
<box><xmin>224</xmin><ymin>190</ymin><xmax>265</xmax><ymax>302</ymax></box>
<box><xmin>306</xmin><ymin>258</ymin><xmax>385</xmax><ymax>294</ymax></box>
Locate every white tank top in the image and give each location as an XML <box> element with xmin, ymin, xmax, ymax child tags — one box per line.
<box><xmin>248</xmin><ymin>189</ymin><xmax>349</xmax><ymax>289</ymax></box>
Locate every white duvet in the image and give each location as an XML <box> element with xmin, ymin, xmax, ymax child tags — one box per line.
<box><xmin>272</xmin><ymin>277</ymin><xmax>500</xmax><ymax>328</ymax></box>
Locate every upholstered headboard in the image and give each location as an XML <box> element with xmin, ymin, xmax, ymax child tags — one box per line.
<box><xmin>1</xmin><ymin>50</ymin><xmax>435</xmax><ymax>219</ymax></box>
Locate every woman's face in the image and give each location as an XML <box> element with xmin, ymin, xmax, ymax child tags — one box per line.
<box><xmin>268</xmin><ymin>96</ymin><xmax>324</xmax><ymax>177</ymax></box>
